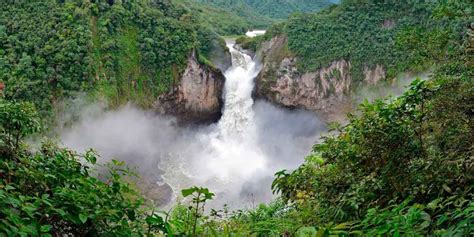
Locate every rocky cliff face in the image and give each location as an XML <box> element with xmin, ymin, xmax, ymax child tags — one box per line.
<box><xmin>255</xmin><ymin>35</ymin><xmax>386</xmax><ymax>121</ymax></box>
<box><xmin>155</xmin><ymin>51</ymin><xmax>225</xmax><ymax>123</ymax></box>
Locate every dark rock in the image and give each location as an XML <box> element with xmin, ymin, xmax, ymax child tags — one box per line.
<box><xmin>155</xmin><ymin>51</ymin><xmax>225</xmax><ymax>124</ymax></box>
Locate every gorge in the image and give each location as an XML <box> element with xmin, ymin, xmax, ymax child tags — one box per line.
<box><xmin>1</xmin><ymin>1</ymin><xmax>471</xmax><ymax>235</ymax></box>
<box><xmin>59</xmin><ymin>28</ymin><xmax>427</xmax><ymax>208</ymax></box>
<box><xmin>60</xmin><ymin>32</ymin><xmax>325</xmax><ymax>208</ymax></box>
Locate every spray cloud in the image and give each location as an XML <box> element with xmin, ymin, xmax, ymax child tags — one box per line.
<box><xmin>60</xmin><ymin>42</ymin><xmax>325</xmax><ymax>209</ymax></box>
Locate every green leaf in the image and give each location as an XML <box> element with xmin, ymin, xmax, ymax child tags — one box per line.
<box><xmin>84</xmin><ymin>149</ymin><xmax>97</xmax><ymax>165</ymax></box>
<box><xmin>296</xmin><ymin>227</ymin><xmax>317</xmax><ymax>236</ymax></box>
<box><xmin>146</xmin><ymin>215</ymin><xmax>164</xmax><ymax>225</ymax></box>
<box><xmin>334</xmin><ymin>222</ymin><xmax>350</xmax><ymax>230</ymax></box>
<box><xmin>4</xmin><ymin>185</ymin><xmax>16</xmax><ymax>191</ymax></box>
<box><xmin>316</xmin><ymin>228</ymin><xmax>329</xmax><ymax>237</ymax></box>
<box><xmin>442</xmin><ymin>184</ymin><xmax>452</xmax><ymax>193</ymax></box>
<box><xmin>40</xmin><ymin>225</ymin><xmax>52</xmax><ymax>232</ymax></box>
<box><xmin>54</xmin><ymin>208</ymin><xmax>66</xmax><ymax>217</ymax></box>
<box><xmin>181</xmin><ymin>187</ymin><xmax>197</xmax><ymax>197</ymax></box>
<box><xmin>79</xmin><ymin>214</ymin><xmax>88</xmax><ymax>224</ymax></box>
<box><xmin>112</xmin><ymin>159</ymin><xmax>125</xmax><ymax>166</ymax></box>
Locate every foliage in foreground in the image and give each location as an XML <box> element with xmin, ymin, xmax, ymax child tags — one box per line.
<box><xmin>2</xmin><ymin>76</ymin><xmax>472</xmax><ymax>236</ymax></box>
<box><xmin>209</xmin><ymin>195</ymin><xmax>473</xmax><ymax>236</ymax></box>
<box><xmin>268</xmin><ymin>77</ymin><xmax>473</xmax><ymax>235</ymax></box>
<box><xmin>0</xmin><ymin>100</ymin><xmax>147</xmax><ymax>235</ymax></box>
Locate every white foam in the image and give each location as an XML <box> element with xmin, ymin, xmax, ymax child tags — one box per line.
<box><xmin>245</xmin><ymin>30</ymin><xmax>266</xmax><ymax>38</ymax></box>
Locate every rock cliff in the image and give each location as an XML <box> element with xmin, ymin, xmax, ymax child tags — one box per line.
<box><xmin>155</xmin><ymin>51</ymin><xmax>225</xmax><ymax>123</ymax></box>
<box><xmin>255</xmin><ymin>35</ymin><xmax>386</xmax><ymax>121</ymax></box>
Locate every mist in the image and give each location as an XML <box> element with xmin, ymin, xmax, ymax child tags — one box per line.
<box><xmin>353</xmin><ymin>72</ymin><xmax>430</xmax><ymax>104</ymax></box>
<box><xmin>59</xmin><ymin>100</ymin><xmax>325</xmax><ymax>209</ymax></box>
<box><xmin>58</xmin><ymin>38</ymin><xmax>426</xmax><ymax>210</ymax></box>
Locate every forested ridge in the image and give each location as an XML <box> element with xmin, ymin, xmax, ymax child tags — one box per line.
<box><xmin>285</xmin><ymin>0</ymin><xmax>471</xmax><ymax>82</ymax></box>
<box><xmin>178</xmin><ymin>0</ymin><xmax>336</xmax><ymax>35</ymax></box>
<box><xmin>243</xmin><ymin>0</ymin><xmax>472</xmax><ymax>83</ymax></box>
<box><xmin>193</xmin><ymin>0</ymin><xmax>335</xmax><ymax>20</ymax></box>
<box><xmin>0</xmin><ymin>0</ymin><xmax>337</xmax><ymax>122</ymax></box>
<box><xmin>0</xmin><ymin>0</ymin><xmax>473</xmax><ymax>236</ymax></box>
<box><xmin>175</xmin><ymin>0</ymin><xmax>274</xmax><ymax>35</ymax></box>
<box><xmin>0</xmin><ymin>0</ymin><xmax>225</xmax><ymax>122</ymax></box>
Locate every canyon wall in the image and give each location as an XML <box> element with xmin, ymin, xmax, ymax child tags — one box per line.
<box><xmin>155</xmin><ymin>51</ymin><xmax>225</xmax><ymax>123</ymax></box>
<box><xmin>255</xmin><ymin>35</ymin><xmax>386</xmax><ymax>121</ymax></box>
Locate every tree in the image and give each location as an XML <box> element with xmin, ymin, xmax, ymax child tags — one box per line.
<box><xmin>0</xmin><ymin>100</ymin><xmax>40</xmax><ymax>153</ymax></box>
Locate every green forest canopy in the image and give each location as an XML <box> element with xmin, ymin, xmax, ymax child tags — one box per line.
<box><xmin>193</xmin><ymin>0</ymin><xmax>335</xmax><ymax>20</ymax></box>
<box><xmin>0</xmin><ymin>0</ymin><xmax>227</xmax><ymax>122</ymax></box>
<box><xmin>178</xmin><ymin>0</ymin><xmax>336</xmax><ymax>35</ymax></box>
<box><xmin>252</xmin><ymin>0</ymin><xmax>472</xmax><ymax>84</ymax></box>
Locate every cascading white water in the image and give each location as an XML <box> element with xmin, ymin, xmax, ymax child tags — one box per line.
<box><xmin>160</xmin><ymin>41</ymin><xmax>269</xmax><ymax>208</ymax></box>
<box><xmin>217</xmin><ymin>43</ymin><xmax>259</xmax><ymax>138</ymax></box>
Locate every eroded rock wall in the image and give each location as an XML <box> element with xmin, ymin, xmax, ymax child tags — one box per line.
<box><xmin>255</xmin><ymin>35</ymin><xmax>386</xmax><ymax>121</ymax></box>
<box><xmin>155</xmin><ymin>51</ymin><xmax>225</xmax><ymax>123</ymax></box>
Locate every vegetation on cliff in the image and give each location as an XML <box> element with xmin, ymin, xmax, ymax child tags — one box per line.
<box><xmin>229</xmin><ymin>1</ymin><xmax>473</xmax><ymax>235</ymax></box>
<box><xmin>250</xmin><ymin>0</ymin><xmax>472</xmax><ymax>83</ymax></box>
<box><xmin>0</xmin><ymin>0</ymin><xmax>225</xmax><ymax>121</ymax></box>
<box><xmin>269</xmin><ymin>77</ymin><xmax>473</xmax><ymax>235</ymax></box>
<box><xmin>1</xmin><ymin>68</ymin><xmax>471</xmax><ymax>236</ymax></box>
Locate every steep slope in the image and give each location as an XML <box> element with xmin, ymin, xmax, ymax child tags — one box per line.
<box><xmin>155</xmin><ymin>51</ymin><xmax>225</xmax><ymax>123</ymax></box>
<box><xmin>251</xmin><ymin>0</ymin><xmax>471</xmax><ymax>120</ymax></box>
<box><xmin>181</xmin><ymin>0</ymin><xmax>336</xmax><ymax>35</ymax></box>
<box><xmin>175</xmin><ymin>0</ymin><xmax>270</xmax><ymax>35</ymax></box>
<box><xmin>0</xmin><ymin>0</ymin><xmax>227</xmax><ymax>123</ymax></box>
<box><xmin>245</xmin><ymin>0</ymin><xmax>335</xmax><ymax>19</ymax></box>
<box><xmin>193</xmin><ymin>0</ymin><xmax>335</xmax><ymax>20</ymax></box>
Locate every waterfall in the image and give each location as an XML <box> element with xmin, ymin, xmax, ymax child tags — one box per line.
<box><xmin>157</xmin><ymin>32</ymin><xmax>323</xmax><ymax>209</ymax></box>
<box><xmin>159</xmin><ymin>40</ymin><xmax>271</xmax><ymax>208</ymax></box>
<box><xmin>60</xmin><ymin>31</ymin><xmax>324</xmax><ymax>209</ymax></box>
<box><xmin>217</xmin><ymin>43</ymin><xmax>260</xmax><ymax>137</ymax></box>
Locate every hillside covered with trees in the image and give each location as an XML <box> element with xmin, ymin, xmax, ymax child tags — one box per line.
<box><xmin>179</xmin><ymin>0</ymin><xmax>336</xmax><ymax>35</ymax></box>
<box><xmin>175</xmin><ymin>0</ymin><xmax>274</xmax><ymax>35</ymax></box>
<box><xmin>0</xmin><ymin>0</ymin><xmax>472</xmax><ymax>236</ymax></box>
<box><xmin>0</xmin><ymin>0</ymin><xmax>226</xmax><ymax>121</ymax></box>
<box><xmin>0</xmin><ymin>0</ymin><xmax>338</xmax><ymax>125</ymax></box>
<box><xmin>194</xmin><ymin>0</ymin><xmax>335</xmax><ymax>20</ymax></box>
<box><xmin>243</xmin><ymin>0</ymin><xmax>472</xmax><ymax>83</ymax></box>
<box><xmin>284</xmin><ymin>0</ymin><xmax>471</xmax><ymax>82</ymax></box>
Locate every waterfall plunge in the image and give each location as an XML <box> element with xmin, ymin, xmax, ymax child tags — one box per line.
<box><xmin>60</xmin><ymin>32</ymin><xmax>324</xmax><ymax>209</ymax></box>
<box><xmin>161</xmin><ymin>42</ymin><xmax>269</xmax><ymax>208</ymax></box>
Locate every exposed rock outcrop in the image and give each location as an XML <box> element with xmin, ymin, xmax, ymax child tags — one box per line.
<box><xmin>233</xmin><ymin>43</ymin><xmax>256</xmax><ymax>58</ymax></box>
<box><xmin>209</xmin><ymin>41</ymin><xmax>232</xmax><ymax>72</ymax></box>
<box><xmin>155</xmin><ymin>51</ymin><xmax>225</xmax><ymax>123</ymax></box>
<box><xmin>255</xmin><ymin>35</ymin><xmax>386</xmax><ymax>121</ymax></box>
<box><xmin>364</xmin><ymin>64</ymin><xmax>386</xmax><ymax>85</ymax></box>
